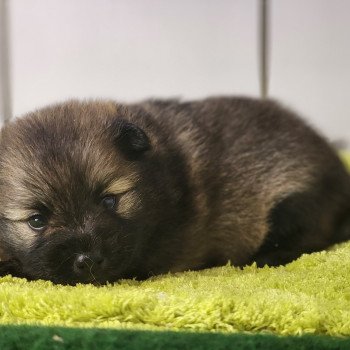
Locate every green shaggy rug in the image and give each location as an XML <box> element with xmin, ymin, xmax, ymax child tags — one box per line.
<box><xmin>1</xmin><ymin>242</ymin><xmax>350</xmax><ymax>336</ymax></box>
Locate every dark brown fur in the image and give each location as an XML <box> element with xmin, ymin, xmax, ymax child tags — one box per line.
<box><xmin>0</xmin><ymin>97</ymin><xmax>349</xmax><ymax>284</ymax></box>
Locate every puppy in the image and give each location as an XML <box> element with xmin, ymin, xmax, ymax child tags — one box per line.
<box><xmin>0</xmin><ymin>97</ymin><xmax>349</xmax><ymax>285</ymax></box>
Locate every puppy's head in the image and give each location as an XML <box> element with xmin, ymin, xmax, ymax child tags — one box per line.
<box><xmin>0</xmin><ymin>100</ymin><xmax>167</xmax><ymax>284</ymax></box>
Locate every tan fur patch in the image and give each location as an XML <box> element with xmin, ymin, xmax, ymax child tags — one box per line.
<box><xmin>104</xmin><ymin>176</ymin><xmax>137</xmax><ymax>195</ymax></box>
<box><xmin>11</xmin><ymin>222</ymin><xmax>38</xmax><ymax>248</ymax></box>
<box><xmin>2</xmin><ymin>208</ymin><xmax>36</xmax><ymax>221</ymax></box>
<box><xmin>117</xmin><ymin>190</ymin><xmax>141</xmax><ymax>219</ymax></box>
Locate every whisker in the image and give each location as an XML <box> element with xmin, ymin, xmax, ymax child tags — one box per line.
<box><xmin>85</xmin><ymin>258</ymin><xmax>101</xmax><ymax>286</ymax></box>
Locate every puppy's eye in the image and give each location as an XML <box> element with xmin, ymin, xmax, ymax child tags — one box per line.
<box><xmin>101</xmin><ymin>195</ymin><xmax>117</xmax><ymax>210</ymax></box>
<box><xmin>28</xmin><ymin>214</ymin><xmax>48</xmax><ymax>231</ymax></box>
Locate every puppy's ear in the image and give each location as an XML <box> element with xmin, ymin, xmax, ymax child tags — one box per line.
<box><xmin>110</xmin><ymin>119</ymin><xmax>150</xmax><ymax>159</ymax></box>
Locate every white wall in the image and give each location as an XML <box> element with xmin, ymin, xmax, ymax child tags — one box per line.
<box><xmin>9</xmin><ymin>0</ymin><xmax>258</xmax><ymax>111</ymax></box>
<box><xmin>270</xmin><ymin>0</ymin><xmax>350</xmax><ymax>145</ymax></box>
<box><xmin>2</xmin><ymin>0</ymin><xmax>350</xmax><ymax>145</ymax></box>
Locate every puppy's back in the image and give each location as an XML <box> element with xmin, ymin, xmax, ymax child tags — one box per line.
<box><xmin>137</xmin><ymin>97</ymin><xmax>350</xmax><ymax>267</ymax></box>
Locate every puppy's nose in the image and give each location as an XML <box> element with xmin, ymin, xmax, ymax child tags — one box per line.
<box><xmin>73</xmin><ymin>253</ymin><xmax>106</xmax><ymax>273</ymax></box>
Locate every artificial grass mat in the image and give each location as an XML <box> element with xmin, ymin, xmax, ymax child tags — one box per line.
<box><xmin>1</xmin><ymin>325</ymin><xmax>350</xmax><ymax>350</ymax></box>
<box><xmin>0</xmin><ymin>241</ymin><xmax>350</xmax><ymax>336</ymax></box>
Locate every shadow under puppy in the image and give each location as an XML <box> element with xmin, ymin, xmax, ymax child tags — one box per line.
<box><xmin>0</xmin><ymin>97</ymin><xmax>349</xmax><ymax>285</ymax></box>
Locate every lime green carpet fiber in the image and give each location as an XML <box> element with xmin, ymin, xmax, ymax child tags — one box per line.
<box><xmin>1</xmin><ymin>241</ymin><xmax>350</xmax><ymax>336</ymax></box>
<box><xmin>0</xmin><ymin>152</ymin><xmax>349</xmax><ymax>348</ymax></box>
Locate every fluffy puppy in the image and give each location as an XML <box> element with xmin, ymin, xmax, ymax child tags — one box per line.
<box><xmin>0</xmin><ymin>97</ymin><xmax>349</xmax><ymax>285</ymax></box>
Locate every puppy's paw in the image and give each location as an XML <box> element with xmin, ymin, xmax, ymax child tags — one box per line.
<box><xmin>0</xmin><ymin>259</ymin><xmax>24</xmax><ymax>278</ymax></box>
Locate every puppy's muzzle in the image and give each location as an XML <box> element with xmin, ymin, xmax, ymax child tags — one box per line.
<box><xmin>73</xmin><ymin>253</ymin><xmax>107</xmax><ymax>279</ymax></box>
